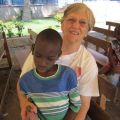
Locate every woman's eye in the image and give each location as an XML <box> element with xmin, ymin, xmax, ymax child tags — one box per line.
<box><xmin>67</xmin><ymin>18</ymin><xmax>75</xmax><ymax>23</ymax></box>
<box><xmin>79</xmin><ymin>21</ymin><xmax>87</xmax><ymax>26</ymax></box>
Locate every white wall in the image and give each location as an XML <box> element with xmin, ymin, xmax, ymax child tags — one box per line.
<box><xmin>84</xmin><ymin>1</ymin><xmax>120</xmax><ymax>27</ymax></box>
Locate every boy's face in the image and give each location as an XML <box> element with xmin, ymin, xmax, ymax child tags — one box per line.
<box><xmin>33</xmin><ymin>40</ymin><xmax>61</xmax><ymax>74</ymax></box>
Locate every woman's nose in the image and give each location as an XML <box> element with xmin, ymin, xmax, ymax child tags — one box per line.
<box><xmin>72</xmin><ymin>21</ymin><xmax>80</xmax><ymax>29</ymax></box>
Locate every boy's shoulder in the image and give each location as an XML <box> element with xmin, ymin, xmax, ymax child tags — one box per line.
<box><xmin>21</xmin><ymin>69</ymin><xmax>34</xmax><ymax>79</ymax></box>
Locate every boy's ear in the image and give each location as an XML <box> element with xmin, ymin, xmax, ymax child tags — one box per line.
<box><xmin>58</xmin><ymin>50</ymin><xmax>62</xmax><ymax>57</ymax></box>
<box><xmin>31</xmin><ymin>44</ymin><xmax>35</xmax><ymax>54</ymax></box>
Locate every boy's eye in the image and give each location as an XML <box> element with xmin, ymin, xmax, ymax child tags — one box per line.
<box><xmin>34</xmin><ymin>53</ymin><xmax>41</xmax><ymax>58</ymax></box>
<box><xmin>47</xmin><ymin>57</ymin><xmax>57</xmax><ymax>61</ymax></box>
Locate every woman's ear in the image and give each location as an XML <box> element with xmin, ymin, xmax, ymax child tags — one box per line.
<box><xmin>31</xmin><ymin>44</ymin><xmax>35</xmax><ymax>55</ymax></box>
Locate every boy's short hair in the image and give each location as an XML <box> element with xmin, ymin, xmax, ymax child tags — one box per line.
<box><xmin>35</xmin><ymin>28</ymin><xmax>63</xmax><ymax>48</ymax></box>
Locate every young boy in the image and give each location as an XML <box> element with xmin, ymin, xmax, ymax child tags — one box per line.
<box><xmin>19</xmin><ymin>28</ymin><xmax>80</xmax><ymax>120</ymax></box>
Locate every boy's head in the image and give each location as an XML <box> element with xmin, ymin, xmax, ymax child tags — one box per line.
<box><xmin>33</xmin><ymin>28</ymin><xmax>62</xmax><ymax>74</ymax></box>
<box><xmin>114</xmin><ymin>25</ymin><xmax>120</xmax><ymax>41</ymax></box>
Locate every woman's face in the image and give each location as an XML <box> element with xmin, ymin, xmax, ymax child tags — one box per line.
<box><xmin>61</xmin><ymin>11</ymin><xmax>89</xmax><ymax>43</ymax></box>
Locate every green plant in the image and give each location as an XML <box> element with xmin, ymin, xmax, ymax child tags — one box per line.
<box><xmin>15</xmin><ymin>21</ymin><xmax>24</xmax><ymax>37</ymax></box>
<box><xmin>53</xmin><ymin>13</ymin><xmax>63</xmax><ymax>22</ymax></box>
<box><xmin>0</xmin><ymin>20</ymin><xmax>5</xmax><ymax>32</ymax></box>
<box><xmin>4</xmin><ymin>22</ymin><xmax>15</xmax><ymax>38</ymax></box>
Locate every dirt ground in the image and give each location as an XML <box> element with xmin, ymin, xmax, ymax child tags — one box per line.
<box><xmin>0</xmin><ymin>69</ymin><xmax>21</xmax><ymax>120</ymax></box>
<box><xmin>0</xmin><ymin>36</ymin><xmax>120</xmax><ymax>120</ymax></box>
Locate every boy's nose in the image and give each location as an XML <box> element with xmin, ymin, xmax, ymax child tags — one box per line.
<box><xmin>40</xmin><ymin>59</ymin><xmax>47</xmax><ymax>66</ymax></box>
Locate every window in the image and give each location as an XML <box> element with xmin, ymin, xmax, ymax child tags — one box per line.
<box><xmin>12</xmin><ymin>0</ymin><xmax>23</xmax><ymax>5</ymax></box>
<box><xmin>30</xmin><ymin>0</ymin><xmax>58</xmax><ymax>5</ymax></box>
<box><xmin>0</xmin><ymin>0</ymin><xmax>23</xmax><ymax>5</ymax></box>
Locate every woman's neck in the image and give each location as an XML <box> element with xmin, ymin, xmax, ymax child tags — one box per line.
<box><xmin>62</xmin><ymin>39</ymin><xmax>81</xmax><ymax>55</ymax></box>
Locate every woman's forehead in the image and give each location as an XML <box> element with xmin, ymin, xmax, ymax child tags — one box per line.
<box><xmin>65</xmin><ymin>11</ymin><xmax>88</xmax><ymax>20</ymax></box>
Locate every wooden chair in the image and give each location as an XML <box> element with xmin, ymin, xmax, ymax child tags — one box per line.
<box><xmin>91</xmin><ymin>27</ymin><xmax>115</xmax><ymax>41</ymax></box>
<box><xmin>84</xmin><ymin>35</ymin><xmax>111</xmax><ymax>67</ymax></box>
<box><xmin>88</xmin><ymin>100</ymin><xmax>111</xmax><ymax>120</ymax></box>
<box><xmin>106</xmin><ymin>21</ymin><xmax>120</xmax><ymax>30</ymax></box>
<box><xmin>98</xmin><ymin>75</ymin><xmax>119</xmax><ymax>110</ymax></box>
<box><xmin>0</xmin><ymin>32</ymin><xmax>12</xmax><ymax>70</ymax></box>
<box><xmin>88</xmin><ymin>75</ymin><xmax>120</xmax><ymax>120</ymax></box>
<box><xmin>85</xmin><ymin>35</ymin><xmax>111</xmax><ymax>52</ymax></box>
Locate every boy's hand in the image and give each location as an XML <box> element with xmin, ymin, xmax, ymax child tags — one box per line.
<box><xmin>26</xmin><ymin>106</ymin><xmax>40</xmax><ymax>120</ymax></box>
<box><xmin>20</xmin><ymin>100</ymin><xmax>37</xmax><ymax>120</ymax></box>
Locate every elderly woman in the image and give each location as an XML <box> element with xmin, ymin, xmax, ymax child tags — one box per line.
<box><xmin>17</xmin><ymin>3</ymin><xmax>99</xmax><ymax>120</ymax></box>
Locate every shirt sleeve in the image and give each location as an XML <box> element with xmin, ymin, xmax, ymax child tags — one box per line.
<box><xmin>79</xmin><ymin>52</ymin><xmax>99</xmax><ymax>96</ymax></box>
<box><xmin>68</xmin><ymin>70</ymin><xmax>81</xmax><ymax>113</ymax></box>
<box><xmin>19</xmin><ymin>76</ymin><xmax>27</xmax><ymax>95</ymax></box>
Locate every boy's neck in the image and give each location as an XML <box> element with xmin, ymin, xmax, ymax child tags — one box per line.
<box><xmin>36</xmin><ymin>64</ymin><xmax>58</xmax><ymax>77</ymax></box>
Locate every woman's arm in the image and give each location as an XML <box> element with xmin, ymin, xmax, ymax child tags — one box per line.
<box><xmin>75</xmin><ymin>96</ymin><xmax>91</xmax><ymax>120</ymax></box>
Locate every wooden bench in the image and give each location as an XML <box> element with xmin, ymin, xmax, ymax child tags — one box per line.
<box><xmin>14</xmin><ymin>29</ymin><xmax>38</xmax><ymax>70</ymax></box>
<box><xmin>0</xmin><ymin>32</ymin><xmax>12</xmax><ymax>70</ymax></box>
<box><xmin>14</xmin><ymin>46</ymin><xmax>31</xmax><ymax>69</ymax></box>
<box><xmin>84</xmin><ymin>35</ymin><xmax>111</xmax><ymax>67</ymax></box>
<box><xmin>106</xmin><ymin>21</ymin><xmax>120</xmax><ymax>30</ymax></box>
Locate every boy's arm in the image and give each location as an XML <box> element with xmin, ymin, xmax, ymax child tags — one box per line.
<box><xmin>17</xmin><ymin>80</ymin><xmax>37</xmax><ymax>120</ymax></box>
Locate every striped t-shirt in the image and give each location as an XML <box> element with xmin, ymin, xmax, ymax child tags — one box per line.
<box><xmin>19</xmin><ymin>65</ymin><xmax>80</xmax><ymax>120</ymax></box>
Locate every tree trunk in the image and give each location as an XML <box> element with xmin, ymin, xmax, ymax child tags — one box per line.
<box><xmin>22</xmin><ymin>0</ymin><xmax>31</xmax><ymax>21</ymax></box>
